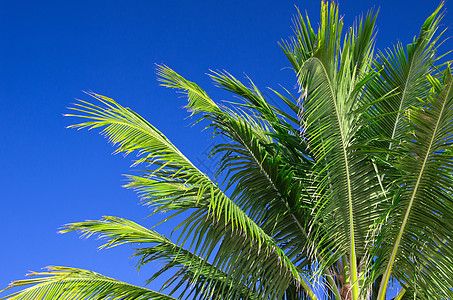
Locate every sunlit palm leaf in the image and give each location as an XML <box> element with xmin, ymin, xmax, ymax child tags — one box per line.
<box><xmin>292</xmin><ymin>2</ymin><xmax>380</xmax><ymax>298</ymax></box>
<box><xmin>66</xmin><ymin>92</ymin><xmax>318</xmax><ymax>299</ymax></box>
<box><xmin>0</xmin><ymin>267</ymin><xmax>176</xmax><ymax>300</ymax></box>
<box><xmin>61</xmin><ymin>216</ymin><xmax>260</xmax><ymax>300</ymax></box>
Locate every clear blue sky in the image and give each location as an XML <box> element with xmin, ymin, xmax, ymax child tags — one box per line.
<box><xmin>0</xmin><ymin>0</ymin><xmax>451</xmax><ymax>298</ymax></box>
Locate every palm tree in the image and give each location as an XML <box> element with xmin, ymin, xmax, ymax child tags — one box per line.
<box><xmin>1</xmin><ymin>1</ymin><xmax>452</xmax><ymax>299</ymax></box>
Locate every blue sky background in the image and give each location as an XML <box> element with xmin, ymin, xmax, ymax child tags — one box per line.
<box><xmin>0</xmin><ymin>0</ymin><xmax>451</xmax><ymax>299</ymax></box>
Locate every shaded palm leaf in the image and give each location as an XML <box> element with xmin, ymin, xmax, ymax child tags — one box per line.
<box><xmin>376</xmin><ymin>66</ymin><xmax>453</xmax><ymax>299</ymax></box>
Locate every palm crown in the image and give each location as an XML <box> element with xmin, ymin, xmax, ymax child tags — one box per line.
<box><xmin>2</xmin><ymin>1</ymin><xmax>452</xmax><ymax>300</ymax></box>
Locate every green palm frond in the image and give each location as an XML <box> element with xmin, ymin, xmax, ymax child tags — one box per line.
<box><xmin>65</xmin><ymin>93</ymin><xmax>318</xmax><ymax>299</ymax></box>
<box><xmin>376</xmin><ymin>66</ymin><xmax>453</xmax><ymax>299</ymax></box>
<box><xmin>209</xmin><ymin>71</ymin><xmax>300</xmax><ymax>126</ymax></box>
<box><xmin>362</xmin><ymin>3</ymin><xmax>445</xmax><ymax>150</ymax></box>
<box><xmin>0</xmin><ymin>267</ymin><xmax>177</xmax><ymax>300</ymax></box>
<box><xmin>280</xmin><ymin>6</ymin><xmax>317</xmax><ymax>72</ymax></box>
<box><xmin>290</xmin><ymin>2</ymin><xmax>380</xmax><ymax>298</ymax></box>
<box><xmin>61</xmin><ymin>216</ymin><xmax>260</xmax><ymax>300</ymax></box>
<box><xmin>157</xmin><ymin>66</ymin><xmax>315</xmax><ymax>239</ymax></box>
<box><xmin>66</xmin><ymin>92</ymin><xmax>270</xmax><ymax>242</ymax></box>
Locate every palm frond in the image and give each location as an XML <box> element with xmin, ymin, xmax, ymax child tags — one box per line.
<box><xmin>0</xmin><ymin>267</ymin><xmax>176</xmax><ymax>300</ymax></box>
<box><xmin>291</xmin><ymin>2</ymin><xmax>380</xmax><ymax>298</ymax></box>
<box><xmin>363</xmin><ymin>3</ymin><xmax>445</xmax><ymax>149</ymax></box>
<box><xmin>376</xmin><ymin>66</ymin><xmax>453</xmax><ymax>299</ymax></box>
<box><xmin>280</xmin><ymin>6</ymin><xmax>317</xmax><ymax>72</ymax></box>
<box><xmin>61</xmin><ymin>216</ymin><xmax>260</xmax><ymax>300</ymax></box>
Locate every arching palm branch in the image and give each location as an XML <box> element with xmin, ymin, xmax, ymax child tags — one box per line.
<box><xmin>1</xmin><ymin>1</ymin><xmax>452</xmax><ymax>299</ymax></box>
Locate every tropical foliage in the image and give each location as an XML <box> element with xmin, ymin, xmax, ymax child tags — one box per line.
<box><xmin>2</xmin><ymin>1</ymin><xmax>452</xmax><ymax>299</ymax></box>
